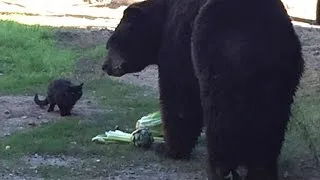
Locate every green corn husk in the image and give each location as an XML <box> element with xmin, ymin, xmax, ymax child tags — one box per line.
<box><xmin>91</xmin><ymin>128</ymin><xmax>164</xmax><ymax>146</ymax></box>
<box><xmin>91</xmin><ymin>130</ymin><xmax>133</xmax><ymax>144</ymax></box>
<box><xmin>135</xmin><ymin>111</ymin><xmax>163</xmax><ymax>137</ymax></box>
<box><xmin>92</xmin><ymin>111</ymin><xmax>164</xmax><ymax>148</ymax></box>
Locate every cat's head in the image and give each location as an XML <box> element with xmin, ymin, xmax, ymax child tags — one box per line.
<box><xmin>69</xmin><ymin>83</ymin><xmax>84</xmax><ymax>101</ymax></box>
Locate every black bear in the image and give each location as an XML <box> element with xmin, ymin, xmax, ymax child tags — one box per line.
<box><xmin>191</xmin><ymin>0</ymin><xmax>304</xmax><ymax>179</ymax></box>
<box><xmin>102</xmin><ymin>0</ymin><xmax>205</xmax><ymax>159</ymax></box>
<box><xmin>102</xmin><ymin>0</ymin><xmax>304</xmax><ymax>179</ymax></box>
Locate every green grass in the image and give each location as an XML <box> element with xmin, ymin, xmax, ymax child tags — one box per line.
<box><xmin>1</xmin><ymin>20</ymin><xmax>320</xmax><ymax>179</ymax></box>
<box><xmin>280</xmin><ymin>95</ymin><xmax>320</xmax><ymax>167</ymax></box>
<box><xmin>82</xmin><ymin>44</ymin><xmax>106</xmax><ymax>60</ymax></box>
<box><xmin>0</xmin><ymin>78</ymin><xmax>158</xmax><ymax>157</ymax></box>
<box><xmin>0</xmin><ymin>77</ymin><xmax>159</xmax><ymax>178</ymax></box>
<box><xmin>0</xmin><ymin>20</ymin><xmax>158</xmax><ymax>158</ymax></box>
<box><xmin>0</xmin><ymin>20</ymin><xmax>76</xmax><ymax>94</ymax></box>
<box><xmin>0</xmin><ymin>21</ymin><xmax>159</xmax><ymax>177</ymax></box>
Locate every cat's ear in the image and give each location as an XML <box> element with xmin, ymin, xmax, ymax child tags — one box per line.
<box><xmin>69</xmin><ymin>83</ymin><xmax>83</xmax><ymax>91</ymax></box>
<box><xmin>73</xmin><ymin>83</ymin><xmax>84</xmax><ymax>90</ymax></box>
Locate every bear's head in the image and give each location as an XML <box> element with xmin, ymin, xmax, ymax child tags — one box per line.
<box><xmin>102</xmin><ymin>0</ymin><xmax>164</xmax><ymax>77</ymax></box>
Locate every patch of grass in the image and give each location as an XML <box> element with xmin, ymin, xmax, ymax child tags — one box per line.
<box><xmin>280</xmin><ymin>95</ymin><xmax>320</xmax><ymax>167</ymax></box>
<box><xmin>0</xmin><ymin>78</ymin><xmax>158</xmax><ymax>157</ymax></box>
<box><xmin>88</xmin><ymin>78</ymin><xmax>157</xmax><ymax>110</ymax></box>
<box><xmin>82</xmin><ymin>44</ymin><xmax>106</xmax><ymax>60</ymax></box>
<box><xmin>0</xmin><ymin>77</ymin><xmax>160</xmax><ymax>178</ymax></box>
<box><xmin>0</xmin><ymin>21</ymin><xmax>159</xmax><ymax>173</ymax></box>
<box><xmin>0</xmin><ymin>20</ymin><xmax>76</xmax><ymax>94</ymax></box>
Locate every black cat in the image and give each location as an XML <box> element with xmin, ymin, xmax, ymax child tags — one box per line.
<box><xmin>34</xmin><ymin>79</ymin><xmax>84</xmax><ymax>116</ymax></box>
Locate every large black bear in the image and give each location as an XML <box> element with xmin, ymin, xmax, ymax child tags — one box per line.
<box><xmin>102</xmin><ymin>0</ymin><xmax>304</xmax><ymax>179</ymax></box>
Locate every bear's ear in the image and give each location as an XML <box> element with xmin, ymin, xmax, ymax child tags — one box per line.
<box><xmin>123</xmin><ymin>5</ymin><xmax>143</xmax><ymax>19</ymax></box>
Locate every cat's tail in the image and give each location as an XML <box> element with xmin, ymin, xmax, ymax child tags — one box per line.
<box><xmin>34</xmin><ymin>94</ymin><xmax>49</xmax><ymax>106</ymax></box>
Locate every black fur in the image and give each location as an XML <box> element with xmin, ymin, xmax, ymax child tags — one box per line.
<box><xmin>191</xmin><ymin>0</ymin><xmax>304</xmax><ymax>179</ymax></box>
<box><xmin>102</xmin><ymin>0</ymin><xmax>205</xmax><ymax>159</ymax></box>
<box><xmin>102</xmin><ymin>0</ymin><xmax>304</xmax><ymax>179</ymax></box>
<box><xmin>34</xmin><ymin>79</ymin><xmax>84</xmax><ymax>116</ymax></box>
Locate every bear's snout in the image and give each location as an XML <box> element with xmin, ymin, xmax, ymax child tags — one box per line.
<box><xmin>102</xmin><ymin>57</ymin><xmax>125</xmax><ymax>77</ymax></box>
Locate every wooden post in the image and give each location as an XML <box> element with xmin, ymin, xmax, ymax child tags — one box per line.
<box><xmin>316</xmin><ymin>0</ymin><xmax>320</xmax><ymax>24</ymax></box>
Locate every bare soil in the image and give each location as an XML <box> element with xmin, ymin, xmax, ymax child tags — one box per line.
<box><xmin>0</xmin><ymin>95</ymin><xmax>103</xmax><ymax>137</ymax></box>
<box><xmin>1</xmin><ymin>0</ymin><xmax>320</xmax><ymax>179</ymax></box>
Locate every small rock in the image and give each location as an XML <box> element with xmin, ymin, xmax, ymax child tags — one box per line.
<box><xmin>37</xmin><ymin>116</ymin><xmax>41</xmax><ymax>119</ymax></box>
<box><xmin>139</xmin><ymin>168</ymin><xmax>145</xmax><ymax>171</ymax></box>
<box><xmin>4</xmin><ymin>110</ymin><xmax>11</xmax><ymax>118</ymax></box>
<box><xmin>283</xmin><ymin>171</ymin><xmax>289</xmax><ymax>178</ymax></box>
<box><xmin>22</xmin><ymin>116</ymin><xmax>27</xmax><ymax>119</ymax></box>
<box><xmin>85</xmin><ymin>168</ymin><xmax>91</xmax><ymax>171</ymax></box>
<box><xmin>70</xmin><ymin>141</ymin><xmax>77</xmax><ymax>145</ymax></box>
<box><xmin>30</xmin><ymin>166</ymin><xmax>37</xmax><ymax>169</ymax></box>
<box><xmin>4</xmin><ymin>133</ymin><xmax>10</xmax><ymax>137</ymax></box>
<box><xmin>100</xmin><ymin>96</ymin><xmax>107</xmax><ymax>100</ymax></box>
<box><xmin>0</xmin><ymin>73</ymin><xmax>3</xmax><ymax>76</ymax></box>
<box><xmin>28</xmin><ymin>122</ymin><xmax>37</xmax><ymax>126</ymax></box>
<box><xmin>86</xmin><ymin>100</ymin><xmax>92</xmax><ymax>104</ymax></box>
<box><xmin>5</xmin><ymin>145</ymin><xmax>10</xmax><ymax>150</ymax></box>
<box><xmin>96</xmin><ymin>159</ymin><xmax>101</xmax><ymax>162</ymax></box>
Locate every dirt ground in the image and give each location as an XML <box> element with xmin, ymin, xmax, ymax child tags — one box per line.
<box><xmin>1</xmin><ymin>0</ymin><xmax>320</xmax><ymax>179</ymax></box>
<box><xmin>0</xmin><ymin>95</ymin><xmax>104</xmax><ymax>137</ymax></box>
